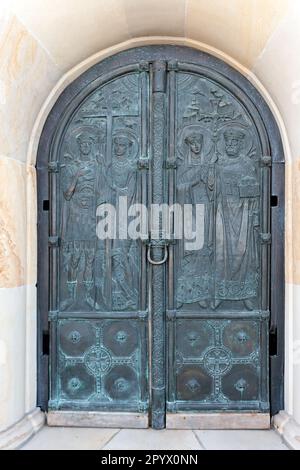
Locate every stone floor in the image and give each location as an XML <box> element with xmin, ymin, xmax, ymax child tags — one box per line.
<box><xmin>21</xmin><ymin>426</ymin><xmax>289</xmax><ymax>450</ymax></box>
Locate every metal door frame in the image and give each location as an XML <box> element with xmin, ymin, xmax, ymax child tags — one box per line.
<box><xmin>36</xmin><ymin>45</ymin><xmax>285</xmax><ymax>419</ymax></box>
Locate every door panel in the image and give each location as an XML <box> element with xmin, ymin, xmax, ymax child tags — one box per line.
<box><xmin>46</xmin><ymin>51</ymin><xmax>272</xmax><ymax>426</ymax></box>
<box><xmin>49</xmin><ymin>70</ymin><xmax>149</xmax><ymax>413</ymax></box>
<box><xmin>172</xmin><ymin>318</ymin><xmax>262</xmax><ymax>408</ymax></box>
<box><xmin>57</xmin><ymin>318</ymin><xmax>143</xmax><ymax>408</ymax></box>
<box><xmin>166</xmin><ymin>70</ymin><xmax>269</xmax><ymax>413</ymax></box>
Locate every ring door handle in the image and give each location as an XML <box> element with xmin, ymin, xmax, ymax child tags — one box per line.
<box><xmin>147</xmin><ymin>244</ymin><xmax>168</xmax><ymax>265</ymax></box>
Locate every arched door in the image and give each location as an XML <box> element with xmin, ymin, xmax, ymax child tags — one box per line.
<box><xmin>37</xmin><ymin>46</ymin><xmax>284</xmax><ymax>429</ymax></box>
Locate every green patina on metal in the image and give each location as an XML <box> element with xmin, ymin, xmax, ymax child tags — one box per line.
<box><xmin>41</xmin><ymin>47</ymin><xmax>277</xmax><ymax>427</ymax></box>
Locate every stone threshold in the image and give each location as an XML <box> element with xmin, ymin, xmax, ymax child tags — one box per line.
<box><xmin>166</xmin><ymin>412</ymin><xmax>270</xmax><ymax>429</ymax></box>
<box><xmin>47</xmin><ymin>410</ymin><xmax>270</xmax><ymax>430</ymax></box>
<box><xmin>47</xmin><ymin>411</ymin><xmax>148</xmax><ymax>428</ymax></box>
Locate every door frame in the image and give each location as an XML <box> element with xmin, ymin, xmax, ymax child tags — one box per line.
<box><xmin>36</xmin><ymin>45</ymin><xmax>285</xmax><ymax>418</ymax></box>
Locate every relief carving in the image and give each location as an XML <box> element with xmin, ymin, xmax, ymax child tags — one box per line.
<box><xmin>60</xmin><ymin>125</ymin><xmax>104</xmax><ymax>311</ymax></box>
<box><xmin>175</xmin><ymin>319</ymin><xmax>261</xmax><ymax>404</ymax></box>
<box><xmin>214</xmin><ymin>127</ymin><xmax>260</xmax><ymax>309</ymax></box>
<box><xmin>58</xmin><ymin>319</ymin><xmax>141</xmax><ymax>405</ymax></box>
<box><xmin>176</xmin><ymin>125</ymin><xmax>214</xmax><ymax>307</ymax></box>
<box><xmin>59</xmin><ymin>74</ymin><xmax>141</xmax><ymax>312</ymax></box>
<box><xmin>176</xmin><ymin>76</ymin><xmax>261</xmax><ymax>311</ymax></box>
<box><xmin>107</xmin><ymin>128</ymin><xmax>139</xmax><ymax>311</ymax></box>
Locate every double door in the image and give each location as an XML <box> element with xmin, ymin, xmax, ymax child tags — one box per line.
<box><xmin>47</xmin><ymin>57</ymin><xmax>270</xmax><ymax>428</ymax></box>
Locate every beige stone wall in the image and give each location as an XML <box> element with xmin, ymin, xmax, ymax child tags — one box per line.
<box><xmin>8</xmin><ymin>0</ymin><xmax>289</xmax><ymax>71</ymax></box>
<box><xmin>0</xmin><ymin>6</ymin><xmax>60</xmax><ymax>434</ymax></box>
<box><xmin>0</xmin><ymin>0</ymin><xmax>300</xmax><ymax>442</ymax></box>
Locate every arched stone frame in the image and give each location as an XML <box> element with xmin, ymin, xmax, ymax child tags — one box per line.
<box><xmin>34</xmin><ymin>43</ymin><xmax>286</xmax><ymax>419</ymax></box>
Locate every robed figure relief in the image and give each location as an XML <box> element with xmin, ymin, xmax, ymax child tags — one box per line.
<box><xmin>106</xmin><ymin>130</ymin><xmax>139</xmax><ymax>311</ymax></box>
<box><xmin>60</xmin><ymin>125</ymin><xmax>105</xmax><ymax>311</ymax></box>
<box><xmin>214</xmin><ymin>127</ymin><xmax>260</xmax><ymax>310</ymax></box>
<box><xmin>176</xmin><ymin>124</ymin><xmax>260</xmax><ymax>310</ymax></box>
<box><xmin>59</xmin><ymin>74</ymin><xmax>141</xmax><ymax>313</ymax></box>
<box><xmin>176</xmin><ymin>125</ymin><xmax>214</xmax><ymax>307</ymax></box>
<box><xmin>52</xmin><ymin>71</ymin><xmax>146</xmax><ymax>415</ymax></box>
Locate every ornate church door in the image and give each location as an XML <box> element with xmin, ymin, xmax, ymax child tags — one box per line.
<box><xmin>40</xmin><ymin>47</ymin><xmax>275</xmax><ymax>429</ymax></box>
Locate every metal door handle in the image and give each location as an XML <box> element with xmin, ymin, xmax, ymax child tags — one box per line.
<box><xmin>147</xmin><ymin>244</ymin><xmax>168</xmax><ymax>265</ymax></box>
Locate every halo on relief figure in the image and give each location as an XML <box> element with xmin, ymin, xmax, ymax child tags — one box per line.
<box><xmin>112</xmin><ymin>128</ymin><xmax>139</xmax><ymax>161</ymax></box>
<box><xmin>216</xmin><ymin>123</ymin><xmax>254</xmax><ymax>160</ymax></box>
<box><xmin>177</xmin><ymin>125</ymin><xmax>213</xmax><ymax>164</ymax></box>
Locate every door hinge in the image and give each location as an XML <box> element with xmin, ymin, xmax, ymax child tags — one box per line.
<box><xmin>260</xmin><ymin>155</ymin><xmax>272</xmax><ymax>167</ymax></box>
<box><xmin>260</xmin><ymin>232</ymin><xmax>271</xmax><ymax>244</ymax></box>
<box><xmin>48</xmin><ymin>310</ymin><xmax>59</xmax><ymax>321</ymax></box>
<box><xmin>48</xmin><ymin>236</ymin><xmax>60</xmax><ymax>247</ymax></box>
<box><xmin>48</xmin><ymin>161</ymin><xmax>60</xmax><ymax>173</ymax></box>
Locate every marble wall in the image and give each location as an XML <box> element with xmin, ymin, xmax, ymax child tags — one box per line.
<box><xmin>0</xmin><ymin>0</ymin><xmax>300</xmax><ymax>448</ymax></box>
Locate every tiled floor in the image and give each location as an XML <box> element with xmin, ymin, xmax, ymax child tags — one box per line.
<box><xmin>21</xmin><ymin>426</ymin><xmax>289</xmax><ymax>450</ymax></box>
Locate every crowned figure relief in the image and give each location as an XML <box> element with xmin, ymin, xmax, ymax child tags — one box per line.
<box><xmin>60</xmin><ymin>125</ymin><xmax>104</xmax><ymax>310</ymax></box>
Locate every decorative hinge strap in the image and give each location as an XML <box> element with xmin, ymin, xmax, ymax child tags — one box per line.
<box><xmin>260</xmin><ymin>232</ymin><xmax>271</xmax><ymax>244</ymax></box>
<box><xmin>260</xmin><ymin>155</ymin><xmax>272</xmax><ymax>167</ymax></box>
<box><xmin>48</xmin><ymin>236</ymin><xmax>60</xmax><ymax>247</ymax></box>
<box><xmin>48</xmin><ymin>161</ymin><xmax>60</xmax><ymax>172</ymax></box>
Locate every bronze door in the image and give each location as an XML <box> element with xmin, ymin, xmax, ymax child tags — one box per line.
<box><xmin>48</xmin><ymin>69</ymin><xmax>150</xmax><ymax>419</ymax></box>
<box><xmin>166</xmin><ymin>66</ymin><xmax>270</xmax><ymax>423</ymax></box>
<box><xmin>38</xmin><ymin>47</ymin><xmax>280</xmax><ymax>429</ymax></box>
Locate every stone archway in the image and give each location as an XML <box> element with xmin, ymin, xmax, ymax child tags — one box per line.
<box><xmin>1</xmin><ymin>18</ymin><xmax>297</xmax><ymax>443</ymax></box>
<box><xmin>36</xmin><ymin>44</ymin><xmax>285</xmax><ymax>429</ymax></box>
